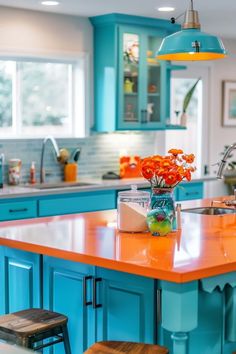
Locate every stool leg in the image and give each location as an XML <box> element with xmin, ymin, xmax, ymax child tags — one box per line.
<box><xmin>62</xmin><ymin>324</ymin><xmax>72</xmax><ymax>354</ymax></box>
<box><xmin>16</xmin><ymin>336</ymin><xmax>30</xmax><ymax>348</ymax></box>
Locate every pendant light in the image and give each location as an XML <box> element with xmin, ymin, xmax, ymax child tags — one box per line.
<box><xmin>157</xmin><ymin>0</ymin><xmax>227</xmax><ymax>61</ymax></box>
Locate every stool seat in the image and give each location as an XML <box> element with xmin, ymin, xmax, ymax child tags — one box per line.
<box><xmin>84</xmin><ymin>341</ymin><xmax>169</xmax><ymax>354</ymax></box>
<box><xmin>0</xmin><ymin>308</ymin><xmax>71</xmax><ymax>354</ymax></box>
<box><xmin>0</xmin><ymin>308</ymin><xmax>67</xmax><ymax>336</ymax></box>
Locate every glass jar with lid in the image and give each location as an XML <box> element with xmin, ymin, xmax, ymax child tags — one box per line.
<box><xmin>117</xmin><ymin>185</ymin><xmax>150</xmax><ymax>233</ymax></box>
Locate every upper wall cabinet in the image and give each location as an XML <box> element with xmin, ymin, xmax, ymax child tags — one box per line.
<box><xmin>90</xmin><ymin>13</ymin><xmax>185</xmax><ymax>132</ymax></box>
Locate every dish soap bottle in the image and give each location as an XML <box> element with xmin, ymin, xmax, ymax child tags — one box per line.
<box><xmin>29</xmin><ymin>161</ymin><xmax>36</xmax><ymax>184</ymax></box>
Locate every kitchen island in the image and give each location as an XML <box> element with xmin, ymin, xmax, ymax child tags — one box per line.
<box><xmin>0</xmin><ymin>195</ymin><xmax>236</xmax><ymax>354</ymax></box>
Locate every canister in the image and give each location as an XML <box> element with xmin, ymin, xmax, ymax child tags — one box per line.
<box><xmin>117</xmin><ymin>185</ymin><xmax>150</xmax><ymax>233</ymax></box>
<box><xmin>8</xmin><ymin>159</ymin><xmax>22</xmax><ymax>185</ymax></box>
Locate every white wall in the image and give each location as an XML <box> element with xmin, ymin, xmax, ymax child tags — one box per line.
<box><xmin>0</xmin><ymin>6</ymin><xmax>93</xmax><ymax>56</ymax></box>
<box><xmin>209</xmin><ymin>38</ymin><xmax>236</xmax><ymax>174</ymax></box>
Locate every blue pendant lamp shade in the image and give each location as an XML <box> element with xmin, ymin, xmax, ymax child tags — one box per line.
<box><xmin>157</xmin><ymin>0</ymin><xmax>227</xmax><ymax>61</ymax></box>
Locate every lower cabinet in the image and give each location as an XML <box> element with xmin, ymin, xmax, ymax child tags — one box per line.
<box><xmin>39</xmin><ymin>190</ymin><xmax>116</xmax><ymax>217</ymax></box>
<box><xmin>95</xmin><ymin>267</ymin><xmax>156</xmax><ymax>344</ymax></box>
<box><xmin>0</xmin><ymin>247</ymin><xmax>41</xmax><ymax>315</ymax></box>
<box><xmin>43</xmin><ymin>257</ymin><xmax>156</xmax><ymax>354</ymax></box>
<box><xmin>43</xmin><ymin>256</ymin><xmax>96</xmax><ymax>354</ymax></box>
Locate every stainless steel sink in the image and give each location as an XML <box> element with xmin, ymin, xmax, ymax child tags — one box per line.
<box><xmin>24</xmin><ymin>182</ymin><xmax>97</xmax><ymax>190</ymax></box>
<box><xmin>182</xmin><ymin>207</ymin><xmax>236</xmax><ymax>215</ymax></box>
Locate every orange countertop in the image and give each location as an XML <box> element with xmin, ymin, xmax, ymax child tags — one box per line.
<box><xmin>0</xmin><ymin>196</ymin><xmax>236</xmax><ymax>283</ymax></box>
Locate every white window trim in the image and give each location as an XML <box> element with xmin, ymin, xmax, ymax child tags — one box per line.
<box><xmin>169</xmin><ymin>63</ymin><xmax>210</xmax><ymax>177</ymax></box>
<box><xmin>0</xmin><ymin>50</ymin><xmax>90</xmax><ymax>139</ymax></box>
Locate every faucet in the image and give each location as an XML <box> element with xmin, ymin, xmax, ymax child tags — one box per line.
<box><xmin>0</xmin><ymin>153</ymin><xmax>4</xmax><ymax>188</ymax></box>
<box><xmin>40</xmin><ymin>136</ymin><xmax>61</xmax><ymax>183</ymax></box>
<box><xmin>217</xmin><ymin>143</ymin><xmax>236</xmax><ymax>179</ymax></box>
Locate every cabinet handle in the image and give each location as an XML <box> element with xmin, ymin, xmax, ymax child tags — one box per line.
<box><xmin>157</xmin><ymin>288</ymin><xmax>162</xmax><ymax>323</ymax></box>
<box><xmin>9</xmin><ymin>208</ymin><xmax>28</xmax><ymax>213</ymax></box>
<box><xmin>185</xmin><ymin>192</ymin><xmax>198</xmax><ymax>196</ymax></box>
<box><xmin>141</xmin><ymin>109</ymin><xmax>148</xmax><ymax>123</ymax></box>
<box><xmin>92</xmin><ymin>277</ymin><xmax>102</xmax><ymax>308</ymax></box>
<box><xmin>83</xmin><ymin>275</ymin><xmax>92</xmax><ymax>306</ymax></box>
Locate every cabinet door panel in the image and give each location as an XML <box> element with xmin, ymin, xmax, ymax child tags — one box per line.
<box><xmin>43</xmin><ymin>256</ymin><xmax>95</xmax><ymax>354</ymax></box>
<box><xmin>39</xmin><ymin>191</ymin><xmax>116</xmax><ymax>217</ymax></box>
<box><xmin>0</xmin><ymin>200</ymin><xmax>37</xmax><ymax>221</ymax></box>
<box><xmin>96</xmin><ymin>268</ymin><xmax>156</xmax><ymax>344</ymax></box>
<box><xmin>177</xmin><ymin>182</ymin><xmax>204</xmax><ymax>201</ymax></box>
<box><xmin>0</xmin><ymin>247</ymin><xmax>41</xmax><ymax>315</ymax></box>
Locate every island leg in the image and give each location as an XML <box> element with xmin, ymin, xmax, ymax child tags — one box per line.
<box><xmin>160</xmin><ymin>280</ymin><xmax>198</xmax><ymax>354</ymax></box>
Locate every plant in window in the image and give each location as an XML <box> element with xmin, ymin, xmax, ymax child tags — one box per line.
<box><xmin>180</xmin><ymin>77</ymin><xmax>201</xmax><ymax>126</ymax></box>
<box><xmin>220</xmin><ymin>145</ymin><xmax>236</xmax><ymax>176</ymax></box>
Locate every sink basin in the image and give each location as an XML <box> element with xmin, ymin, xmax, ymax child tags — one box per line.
<box><xmin>24</xmin><ymin>182</ymin><xmax>97</xmax><ymax>190</ymax></box>
<box><xmin>182</xmin><ymin>207</ymin><xmax>236</xmax><ymax>215</ymax></box>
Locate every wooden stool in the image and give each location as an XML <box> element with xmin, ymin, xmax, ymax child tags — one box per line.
<box><xmin>0</xmin><ymin>308</ymin><xmax>71</xmax><ymax>354</ymax></box>
<box><xmin>84</xmin><ymin>341</ymin><xmax>169</xmax><ymax>354</ymax></box>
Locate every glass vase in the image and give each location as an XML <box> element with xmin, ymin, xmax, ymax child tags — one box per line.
<box><xmin>146</xmin><ymin>187</ymin><xmax>176</xmax><ymax>236</ymax></box>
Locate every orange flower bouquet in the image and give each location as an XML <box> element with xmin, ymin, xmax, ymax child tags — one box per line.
<box><xmin>140</xmin><ymin>149</ymin><xmax>196</xmax><ymax>189</ymax></box>
<box><xmin>140</xmin><ymin>149</ymin><xmax>196</xmax><ymax>236</ymax></box>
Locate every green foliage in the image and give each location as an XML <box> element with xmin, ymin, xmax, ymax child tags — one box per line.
<box><xmin>183</xmin><ymin>78</ymin><xmax>201</xmax><ymax>113</ymax></box>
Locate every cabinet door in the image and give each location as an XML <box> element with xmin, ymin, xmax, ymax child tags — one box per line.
<box><xmin>118</xmin><ymin>26</ymin><xmax>165</xmax><ymax>130</ymax></box>
<box><xmin>0</xmin><ymin>199</ymin><xmax>37</xmax><ymax>221</ymax></box>
<box><xmin>43</xmin><ymin>256</ymin><xmax>95</xmax><ymax>354</ymax></box>
<box><xmin>177</xmin><ymin>182</ymin><xmax>204</xmax><ymax>201</ymax></box>
<box><xmin>39</xmin><ymin>190</ymin><xmax>116</xmax><ymax>217</ymax></box>
<box><xmin>0</xmin><ymin>247</ymin><xmax>41</xmax><ymax>315</ymax></box>
<box><xmin>96</xmin><ymin>267</ymin><xmax>156</xmax><ymax>344</ymax></box>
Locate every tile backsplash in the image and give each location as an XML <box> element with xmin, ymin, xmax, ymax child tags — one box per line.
<box><xmin>0</xmin><ymin>132</ymin><xmax>164</xmax><ymax>184</ymax></box>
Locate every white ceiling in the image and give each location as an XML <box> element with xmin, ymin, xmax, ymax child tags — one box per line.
<box><xmin>0</xmin><ymin>0</ymin><xmax>235</xmax><ymax>39</ymax></box>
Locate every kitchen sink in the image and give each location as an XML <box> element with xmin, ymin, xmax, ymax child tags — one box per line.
<box><xmin>24</xmin><ymin>182</ymin><xmax>98</xmax><ymax>190</ymax></box>
<box><xmin>182</xmin><ymin>207</ymin><xmax>236</xmax><ymax>215</ymax></box>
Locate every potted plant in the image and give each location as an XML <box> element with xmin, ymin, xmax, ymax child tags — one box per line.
<box><xmin>180</xmin><ymin>77</ymin><xmax>201</xmax><ymax>126</ymax></box>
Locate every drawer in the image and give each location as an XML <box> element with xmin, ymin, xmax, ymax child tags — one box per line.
<box><xmin>0</xmin><ymin>200</ymin><xmax>37</xmax><ymax>221</ymax></box>
<box><xmin>38</xmin><ymin>190</ymin><xmax>116</xmax><ymax>217</ymax></box>
<box><xmin>177</xmin><ymin>182</ymin><xmax>204</xmax><ymax>201</ymax></box>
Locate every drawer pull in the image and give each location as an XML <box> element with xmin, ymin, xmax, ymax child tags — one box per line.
<box><xmin>185</xmin><ymin>192</ymin><xmax>199</xmax><ymax>196</ymax></box>
<box><xmin>83</xmin><ymin>275</ymin><xmax>92</xmax><ymax>306</ymax></box>
<box><xmin>9</xmin><ymin>208</ymin><xmax>28</xmax><ymax>213</ymax></box>
<box><xmin>93</xmin><ymin>277</ymin><xmax>102</xmax><ymax>309</ymax></box>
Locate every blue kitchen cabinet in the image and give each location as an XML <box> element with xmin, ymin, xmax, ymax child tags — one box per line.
<box><xmin>90</xmin><ymin>13</ymin><xmax>185</xmax><ymax>132</ymax></box>
<box><xmin>0</xmin><ymin>189</ymin><xmax>116</xmax><ymax>221</ymax></box>
<box><xmin>95</xmin><ymin>267</ymin><xmax>157</xmax><ymax>344</ymax></box>
<box><xmin>38</xmin><ymin>190</ymin><xmax>116</xmax><ymax>217</ymax></box>
<box><xmin>176</xmin><ymin>181</ymin><xmax>204</xmax><ymax>201</ymax></box>
<box><xmin>0</xmin><ymin>247</ymin><xmax>41</xmax><ymax>315</ymax></box>
<box><xmin>0</xmin><ymin>198</ymin><xmax>37</xmax><ymax>221</ymax></box>
<box><xmin>43</xmin><ymin>256</ymin><xmax>96</xmax><ymax>354</ymax></box>
<box><xmin>43</xmin><ymin>257</ymin><xmax>157</xmax><ymax>353</ymax></box>
<box><xmin>131</xmin><ymin>181</ymin><xmax>204</xmax><ymax>204</ymax></box>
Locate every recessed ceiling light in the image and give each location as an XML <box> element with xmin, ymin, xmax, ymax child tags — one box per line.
<box><xmin>41</xmin><ymin>1</ymin><xmax>60</xmax><ymax>6</ymax></box>
<box><xmin>157</xmin><ymin>6</ymin><xmax>175</xmax><ymax>12</ymax></box>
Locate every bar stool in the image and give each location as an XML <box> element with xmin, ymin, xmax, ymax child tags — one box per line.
<box><xmin>84</xmin><ymin>341</ymin><xmax>169</xmax><ymax>354</ymax></box>
<box><xmin>0</xmin><ymin>308</ymin><xmax>71</xmax><ymax>354</ymax></box>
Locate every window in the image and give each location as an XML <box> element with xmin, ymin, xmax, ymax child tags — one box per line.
<box><xmin>0</xmin><ymin>57</ymin><xmax>86</xmax><ymax>138</ymax></box>
<box><xmin>166</xmin><ymin>65</ymin><xmax>209</xmax><ymax>176</ymax></box>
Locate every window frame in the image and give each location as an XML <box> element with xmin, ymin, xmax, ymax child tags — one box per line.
<box><xmin>169</xmin><ymin>64</ymin><xmax>210</xmax><ymax>177</ymax></box>
<box><xmin>0</xmin><ymin>52</ymin><xmax>89</xmax><ymax>139</ymax></box>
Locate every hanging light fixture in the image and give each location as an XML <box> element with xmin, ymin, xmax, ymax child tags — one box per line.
<box><xmin>157</xmin><ymin>0</ymin><xmax>227</xmax><ymax>61</ymax></box>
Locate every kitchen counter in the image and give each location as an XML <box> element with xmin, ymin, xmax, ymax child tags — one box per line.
<box><xmin>0</xmin><ymin>175</ymin><xmax>216</xmax><ymax>199</ymax></box>
<box><xmin>0</xmin><ymin>195</ymin><xmax>235</xmax><ymax>283</ymax></box>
